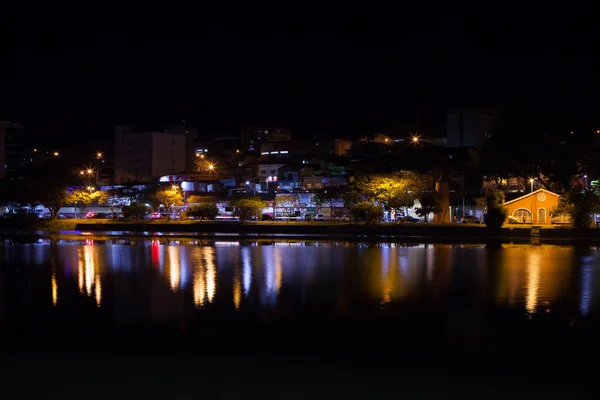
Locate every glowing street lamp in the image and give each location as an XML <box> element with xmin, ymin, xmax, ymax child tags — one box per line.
<box><xmin>529</xmin><ymin>178</ymin><xmax>534</xmax><ymax>224</ymax></box>
<box><xmin>412</xmin><ymin>135</ymin><xmax>420</xmax><ymax>143</ymax></box>
<box><xmin>87</xmin><ymin>186</ymin><xmax>95</xmax><ymax>194</ymax></box>
<box><xmin>96</xmin><ymin>151</ymin><xmax>103</xmax><ymax>159</ymax></box>
<box><xmin>53</xmin><ymin>151</ymin><xmax>59</xmax><ymax>157</ymax></box>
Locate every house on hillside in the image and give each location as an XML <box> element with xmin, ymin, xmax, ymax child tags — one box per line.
<box><xmin>503</xmin><ymin>189</ymin><xmax>561</xmax><ymax>224</ymax></box>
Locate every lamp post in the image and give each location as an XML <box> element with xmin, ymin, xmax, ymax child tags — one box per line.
<box><xmin>584</xmin><ymin>174</ymin><xmax>588</xmax><ymax>188</ymax></box>
<box><xmin>529</xmin><ymin>178</ymin><xmax>534</xmax><ymax>224</ymax></box>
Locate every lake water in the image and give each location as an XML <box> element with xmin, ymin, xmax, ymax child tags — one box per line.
<box><xmin>1</xmin><ymin>238</ymin><xmax>600</xmax><ymax>398</ymax></box>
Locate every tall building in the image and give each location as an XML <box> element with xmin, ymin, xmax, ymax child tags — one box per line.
<box><xmin>241</xmin><ymin>126</ymin><xmax>292</xmax><ymax>153</ymax></box>
<box><xmin>114</xmin><ymin>126</ymin><xmax>186</xmax><ymax>183</ymax></box>
<box><xmin>0</xmin><ymin>121</ymin><xmax>27</xmax><ymax>180</ymax></box>
<box><xmin>446</xmin><ymin>107</ymin><xmax>500</xmax><ymax>148</ymax></box>
<box><xmin>165</xmin><ymin>123</ymin><xmax>198</xmax><ymax>173</ymax></box>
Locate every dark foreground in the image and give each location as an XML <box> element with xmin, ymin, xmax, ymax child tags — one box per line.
<box><xmin>1</xmin><ymin>239</ymin><xmax>599</xmax><ymax>398</ymax></box>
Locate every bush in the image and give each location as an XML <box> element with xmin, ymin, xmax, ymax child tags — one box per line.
<box><xmin>350</xmin><ymin>202</ymin><xmax>383</xmax><ymax>224</ymax></box>
<box><xmin>186</xmin><ymin>202</ymin><xmax>219</xmax><ymax>221</ymax></box>
<box><xmin>123</xmin><ymin>203</ymin><xmax>150</xmax><ymax>220</ymax></box>
<box><xmin>483</xmin><ymin>190</ymin><xmax>508</xmax><ymax>231</ymax></box>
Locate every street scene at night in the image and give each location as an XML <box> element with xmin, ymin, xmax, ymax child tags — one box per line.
<box><xmin>1</xmin><ymin>7</ymin><xmax>600</xmax><ymax>399</ymax></box>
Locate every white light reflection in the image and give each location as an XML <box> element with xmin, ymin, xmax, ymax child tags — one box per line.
<box><xmin>262</xmin><ymin>247</ymin><xmax>282</xmax><ymax>306</ymax></box>
<box><xmin>580</xmin><ymin>261</ymin><xmax>593</xmax><ymax>317</ymax></box>
<box><xmin>242</xmin><ymin>248</ymin><xmax>252</xmax><ymax>296</ymax></box>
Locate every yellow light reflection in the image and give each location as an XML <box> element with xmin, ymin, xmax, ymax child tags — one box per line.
<box><xmin>78</xmin><ymin>244</ymin><xmax>102</xmax><ymax>306</ymax></box>
<box><xmin>85</xmin><ymin>247</ymin><xmax>94</xmax><ymax>296</ymax></box>
<box><xmin>233</xmin><ymin>267</ymin><xmax>242</xmax><ymax>310</ymax></box>
<box><xmin>193</xmin><ymin>268</ymin><xmax>205</xmax><ymax>308</ymax></box>
<box><xmin>94</xmin><ymin>274</ymin><xmax>102</xmax><ymax>307</ymax></box>
<box><xmin>169</xmin><ymin>246</ymin><xmax>180</xmax><ymax>291</ymax></box>
<box><xmin>78</xmin><ymin>258</ymin><xmax>84</xmax><ymax>294</ymax></box>
<box><xmin>205</xmin><ymin>247</ymin><xmax>216</xmax><ymax>303</ymax></box>
<box><xmin>525</xmin><ymin>251</ymin><xmax>541</xmax><ymax>315</ymax></box>
<box><xmin>51</xmin><ymin>274</ymin><xmax>58</xmax><ymax>306</ymax></box>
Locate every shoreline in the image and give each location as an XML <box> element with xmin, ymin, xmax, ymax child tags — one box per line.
<box><xmin>2</xmin><ymin>220</ymin><xmax>600</xmax><ymax>244</ymax></box>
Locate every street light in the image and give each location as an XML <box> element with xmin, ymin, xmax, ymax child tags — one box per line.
<box><xmin>584</xmin><ymin>175</ymin><xmax>588</xmax><ymax>187</ymax></box>
<box><xmin>53</xmin><ymin>151</ymin><xmax>59</xmax><ymax>157</ymax></box>
<box><xmin>529</xmin><ymin>178</ymin><xmax>534</xmax><ymax>224</ymax></box>
<box><xmin>87</xmin><ymin>186</ymin><xmax>95</xmax><ymax>194</ymax></box>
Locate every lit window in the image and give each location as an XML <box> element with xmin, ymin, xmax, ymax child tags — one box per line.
<box><xmin>261</xmin><ymin>152</ymin><xmax>269</xmax><ymax>155</ymax></box>
<box><xmin>270</xmin><ymin>151</ymin><xmax>279</xmax><ymax>154</ymax></box>
<box><xmin>280</xmin><ymin>151</ymin><xmax>288</xmax><ymax>154</ymax></box>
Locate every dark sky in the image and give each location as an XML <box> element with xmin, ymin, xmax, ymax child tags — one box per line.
<box><xmin>1</xmin><ymin>7</ymin><xmax>599</xmax><ymax>147</ymax></box>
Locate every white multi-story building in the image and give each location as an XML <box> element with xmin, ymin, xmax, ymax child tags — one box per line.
<box><xmin>114</xmin><ymin>126</ymin><xmax>186</xmax><ymax>183</ymax></box>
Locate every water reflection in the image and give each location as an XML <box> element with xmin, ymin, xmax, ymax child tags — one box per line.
<box><xmin>1</xmin><ymin>241</ymin><xmax>600</xmax><ymax>325</ymax></box>
<box><xmin>77</xmin><ymin>242</ymin><xmax>102</xmax><ymax>306</ymax></box>
<box><xmin>261</xmin><ymin>247</ymin><xmax>283</xmax><ymax>306</ymax></box>
<box><xmin>525</xmin><ymin>250</ymin><xmax>541</xmax><ymax>316</ymax></box>
<box><xmin>51</xmin><ymin>273</ymin><xmax>58</xmax><ymax>306</ymax></box>
<box><xmin>193</xmin><ymin>247</ymin><xmax>217</xmax><ymax>308</ymax></box>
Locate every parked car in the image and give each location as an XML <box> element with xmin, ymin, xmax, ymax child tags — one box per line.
<box><xmin>85</xmin><ymin>212</ymin><xmax>96</xmax><ymax>219</ymax></box>
<box><xmin>461</xmin><ymin>216</ymin><xmax>480</xmax><ymax>224</ymax></box>
<box><xmin>508</xmin><ymin>215</ymin><xmax>523</xmax><ymax>224</ymax></box>
<box><xmin>149</xmin><ymin>212</ymin><xmax>162</xmax><ymax>219</ymax></box>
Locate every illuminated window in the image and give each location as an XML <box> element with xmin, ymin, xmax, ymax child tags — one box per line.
<box><xmin>513</xmin><ymin>208</ymin><xmax>532</xmax><ymax>223</ymax></box>
<box><xmin>280</xmin><ymin>151</ymin><xmax>288</xmax><ymax>154</ymax></box>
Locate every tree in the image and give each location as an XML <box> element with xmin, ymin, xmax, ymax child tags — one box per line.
<box><xmin>186</xmin><ymin>195</ymin><xmax>205</xmax><ymax>204</ymax></box>
<box><xmin>483</xmin><ymin>189</ymin><xmax>508</xmax><ymax>231</ymax></box>
<box><xmin>65</xmin><ymin>189</ymin><xmax>93</xmax><ymax>218</ymax></box>
<box><xmin>276</xmin><ymin>194</ymin><xmax>299</xmax><ymax>220</ymax></box>
<box><xmin>350</xmin><ymin>202</ymin><xmax>383</xmax><ymax>224</ymax></box>
<box><xmin>187</xmin><ymin>202</ymin><xmax>219</xmax><ymax>221</ymax></box>
<box><xmin>415</xmin><ymin>192</ymin><xmax>442</xmax><ymax>223</ymax></box>
<box><xmin>231</xmin><ymin>197</ymin><xmax>267</xmax><ymax>222</ymax></box>
<box><xmin>90</xmin><ymin>190</ymin><xmax>109</xmax><ymax>205</ymax></box>
<box><xmin>313</xmin><ymin>188</ymin><xmax>344</xmax><ymax>219</ymax></box>
<box><xmin>25</xmin><ymin>159</ymin><xmax>77</xmax><ymax>220</ymax></box>
<box><xmin>550</xmin><ymin>187</ymin><xmax>600</xmax><ymax>229</ymax></box>
<box><xmin>152</xmin><ymin>187</ymin><xmax>184</xmax><ymax>222</ymax></box>
<box><xmin>123</xmin><ymin>203</ymin><xmax>150</xmax><ymax>220</ymax></box>
<box><xmin>352</xmin><ymin>171</ymin><xmax>434</xmax><ymax>214</ymax></box>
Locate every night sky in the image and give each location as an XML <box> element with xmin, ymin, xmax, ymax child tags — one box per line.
<box><xmin>1</xmin><ymin>8</ymin><xmax>599</xmax><ymax>147</ymax></box>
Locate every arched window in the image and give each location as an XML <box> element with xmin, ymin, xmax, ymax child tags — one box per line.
<box><xmin>513</xmin><ymin>208</ymin><xmax>532</xmax><ymax>223</ymax></box>
<box><xmin>538</xmin><ymin>208</ymin><xmax>547</xmax><ymax>224</ymax></box>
